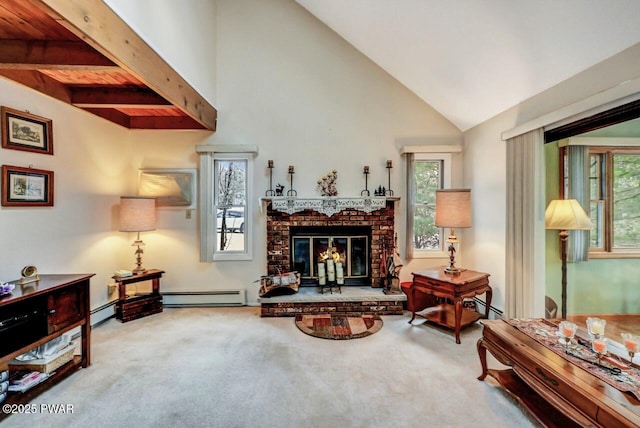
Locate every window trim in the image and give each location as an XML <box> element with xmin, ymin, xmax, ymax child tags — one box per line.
<box><xmin>407</xmin><ymin>152</ymin><xmax>452</xmax><ymax>259</ymax></box>
<box><xmin>197</xmin><ymin>145</ymin><xmax>258</xmax><ymax>262</ymax></box>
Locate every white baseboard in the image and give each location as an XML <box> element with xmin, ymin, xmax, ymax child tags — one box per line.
<box><xmin>162</xmin><ymin>290</ymin><xmax>246</xmax><ymax>307</ymax></box>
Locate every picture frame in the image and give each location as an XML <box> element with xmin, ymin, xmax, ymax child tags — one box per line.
<box><xmin>1</xmin><ymin>106</ymin><xmax>54</xmax><ymax>155</ymax></box>
<box><xmin>138</xmin><ymin>168</ymin><xmax>197</xmax><ymax>209</ymax></box>
<box><xmin>1</xmin><ymin>165</ymin><xmax>54</xmax><ymax>207</ymax></box>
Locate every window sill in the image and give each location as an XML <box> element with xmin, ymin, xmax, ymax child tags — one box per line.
<box><xmin>411</xmin><ymin>250</ymin><xmax>449</xmax><ymax>259</ymax></box>
<box><xmin>588</xmin><ymin>252</ymin><xmax>640</xmax><ymax>259</ymax></box>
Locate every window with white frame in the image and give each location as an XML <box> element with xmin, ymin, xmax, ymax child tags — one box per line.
<box><xmin>197</xmin><ymin>145</ymin><xmax>257</xmax><ymax>261</ymax></box>
<box><xmin>406</xmin><ymin>152</ymin><xmax>451</xmax><ymax>258</ymax></box>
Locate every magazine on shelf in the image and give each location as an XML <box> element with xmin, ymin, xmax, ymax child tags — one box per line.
<box><xmin>8</xmin><ymin>371</ymin><xmax>49</xmax><ymax>393</ymax></box>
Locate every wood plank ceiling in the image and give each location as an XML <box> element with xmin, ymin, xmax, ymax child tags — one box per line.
<box><xmin>0</xmin><ymin>0</ymin><xmax>216</xmax><ymax>130</ymax></box>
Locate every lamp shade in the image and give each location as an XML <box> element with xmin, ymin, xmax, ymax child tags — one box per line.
<box><xmin>435</xmin><ymin>189</ymin><xmax>472</xmax><ymax>228</ymax></box>
<box><xmin>119</xmin><ymin>196</ymin><xmax>156</xmax><ymax>232</ymax></box>
<box><xmin>545</xmin><ymin>199</ymin><xmax>592</xmax><ymax>230</ymax></box>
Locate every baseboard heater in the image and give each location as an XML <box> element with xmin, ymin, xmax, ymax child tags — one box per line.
<box><xmin>162</xmin><ymin>290</ymin><xmax>246</xmax><ymax>307</ymax></box>
<box><xmin>473</xmin><ymin>297</ymin><xmax>503</xmax><ymax>319</ymax></box>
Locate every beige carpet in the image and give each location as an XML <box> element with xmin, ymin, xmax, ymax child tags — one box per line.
<box><xmin>5</xmin><ymin>307</ymin><xmax>540</xmax><ymax>428</ymax></box>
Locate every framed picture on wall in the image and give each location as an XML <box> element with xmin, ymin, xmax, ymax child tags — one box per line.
<box><xmin>138</xmin><ymin>168</ymin><xmax>197</xmax><ymax>209</ymax></box>
<box><xmin>1</xmin><ymin>165</ymin><xmax>54</xmax><ymax>207</ymax></box>
<box><xmin>1</xmin><ymin>106</ymin><xmax>54</xmax><ymax>155</ymax></box>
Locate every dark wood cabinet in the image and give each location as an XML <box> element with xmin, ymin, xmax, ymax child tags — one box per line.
<box><xmin>0</xmin><ymin>274</ymin><xmax>93</xmax><ymax>419</ymax></box>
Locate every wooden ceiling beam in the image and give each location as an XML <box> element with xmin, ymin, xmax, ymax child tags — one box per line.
<box><xmin>70</xmin><ymin>86</ymin><xmax>172</xmax><ymax>109</ymax></box>
<box><xmin>0</xmin><ymin>69</ymin><xmax>71</xmax><ymax>103</ymax></box>
<box><xmin>30</xmin><ymin>0</ymin><xmax>217</xmax><ymax>131</ymax></box>
<box><xmin>82</xmin><ymin>107</ymin><xmax>130</xmax><ymax>128</ymax></box>
<box><xmin>0</xmin><ymin>40</ymin><xmax>116</xmax><ymax>70</ymax></box>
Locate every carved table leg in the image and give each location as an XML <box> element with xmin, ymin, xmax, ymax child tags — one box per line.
<box><xmin>484</xmin><ymin>287</ymin><xmax>493</xmax><ymax>319</ymax></box>
<box><xmin>409</xmin><ymin>284</ymin><xmax>416</xmax><ymax>323</ymax></box>
<box><xmin>477</xmin><ymin>337</ymin><xmax>488</xmax><ymax>380</ymax></box>
<box><xmin>454</xmin><ymin>298</ymin><xmax>463</xmax><ymax>344</ymax></box>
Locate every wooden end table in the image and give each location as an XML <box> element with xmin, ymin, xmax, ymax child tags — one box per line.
<box><xmin>113</xmin><ymin>269</ymin><xmax>164</xmax><ymax>322</ymax></box>
<box><xmin>409</xmin><ymin>267</ymin><xmax>492</xmax><ymax>344</ymax></box>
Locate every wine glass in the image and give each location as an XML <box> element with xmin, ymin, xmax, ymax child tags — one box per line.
<box><xmin>587</xmin><ymin>317</ymin><xmax>606</xmax><ymax>340</ymax></box>
<box><xmin>621</xmin><ymin>333</ymin><xmax>640</xmax><ymax>363</ymax></box>
<box><xmin>592</xmin><ymin>337</ymin><xmax>608</xmax><ymax>365</ymax></box>
<box><xmin>558</xmin><ymin>321</ymin><xmax>577</xmax><ymax>350</ymax></box>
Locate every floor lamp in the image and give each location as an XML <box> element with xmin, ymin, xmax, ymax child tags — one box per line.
<box><xmin>120</xmin><ymin>196</ymin><xmax>157</xmax><ymax>274</ymax></box>
<box><xmin>544</xmin><ymin>199</ymin><xmax>592</xmax><ymax>319</ymax></box>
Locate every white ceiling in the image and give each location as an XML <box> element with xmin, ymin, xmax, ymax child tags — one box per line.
<box><xmin>296</xmin><ymin>0</ymin><xmax>640</xmax><ymax>131</ymax></box>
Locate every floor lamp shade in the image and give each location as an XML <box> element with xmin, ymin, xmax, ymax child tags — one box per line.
<box><xmin>544</xmin><ymin>199</ymin><xmax>592</xmax><ymax>319</ymax></box>
<box><xmin>119</xmin><ymin>197</ymin><xmax>156</xmax><ymax>232</ymax></box>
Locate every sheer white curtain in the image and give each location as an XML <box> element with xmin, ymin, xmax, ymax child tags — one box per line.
<box><xmin>505</xmin><ymin>129</ymin><xmax>546</xmax><ymax>318</ymax></box>
<box><xmin>405</xmin><ymin>153</ymin><xmax>415</xmax><ymax>260</ymax></box>
<box><xmin>567</xmin><ymin>145</ymin><xmax>590</xmax><ymax>262</ymax></box>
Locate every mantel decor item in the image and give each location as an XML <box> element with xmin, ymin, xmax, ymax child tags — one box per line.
<box><xmin>545</xmin><ymin>199</ymin><xmax>592</xmax><ymax>319</ymax></box>
<box><xmin>119</xmin><ymin>196</ymin><xmax>156</xmax><ymax>274</ymax></box>
<box><xmin>385</xmin><ymin>160</ymin><xmax>394</xmax><ymax>196</ymax></box>
<box><xmin>317</xmin><ymin>170</ymin><xmax>338</xmax><ymax>196</ymax></box>
<box><xmin>265</xmin><ymin>160</ymin><xmax>275</xmax><ymax>196</ymax></box>
<box><xmin>287</xmin><ymin>165</ymin><xmax>297</xmax><ymax>197</ymax></box>
<box><xmin>1</xmin><ymin>107</ymin><xmax>53</xmax><ymax>155</ymax></box>
<box><xmin>361</xmin><ymin>165</ymin><xmax>370</xmax><ymax>196</ymax></box>
<box><xmin>1</xmin><ymin>164</ymin><xmax>54</xmax><ymax>207</ymax></box>
<box><xmin>435</xmin><ymin>189</ymin><xmax>472</xmax><ymax>274</ymax></box>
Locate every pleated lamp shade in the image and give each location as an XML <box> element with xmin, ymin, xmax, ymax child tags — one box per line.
<box><xmin>545</xmin><ymin>199</ymin><xmax>592</xmax><ymax>230</ymax></box>
<box><xmin>435</xmin><ymin>189</ymin><xmax>472</xmax><ymax>228</ymax></box>
<box><xmin>119</xmin><ymin>197</ymin><xmax>156</xmax><ymax>232</ymax></box>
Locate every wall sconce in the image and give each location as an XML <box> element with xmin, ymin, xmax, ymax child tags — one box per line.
<box><xmin>119</xmin><ymin>196</ymin><xmax>156</xmax><ymax>274</ymax></box>
<box><xmin>545</xmin><ymin>199</ymin><xmax>592</xmax><ymax>319</ymax></box>
<box><xmin>435</xmin><ymin>189</ymin><xmax>472</xmax><ymax>274</ymax></box>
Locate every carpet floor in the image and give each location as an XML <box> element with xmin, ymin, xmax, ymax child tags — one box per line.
<box><xmin>4</xmin><ymin>307</ymin><xmax>540</xmax><ymax>428</ymax></box>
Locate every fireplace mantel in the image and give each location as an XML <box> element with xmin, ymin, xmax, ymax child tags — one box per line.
<box><xmin>261</xmin><ymin>197</ymin><xmax>399</xmax><ymax>217</ymax></box>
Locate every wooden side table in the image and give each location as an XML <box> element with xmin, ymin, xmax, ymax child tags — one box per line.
<box><xmin>409</xmin><ymin>267</ymin><xmax>492</xmax><ymax>344</ymax></box>
<box><xmin>113</xmin><ymin>269</ymin><xmax>164</xmax><ymax>322</ymax></box>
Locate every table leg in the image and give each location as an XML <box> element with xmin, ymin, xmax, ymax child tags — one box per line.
<box><xmin>454</xmin><ymin>298</ymin><xmax>463</xmax><ymax>344</ymax></box>
<box><xmin>484</xmin><ymin>287</ymin><xmax>492</xmax><ymax>319</ymax></box>
<box><xmin>477</xmin><ymin>337</ymin><xmax>488</xmax><ymax>380</ymax></box>
<box><xmin>409</xmin><ymin>284</ymin><xmax>416</xmax><ymax>323</ymax></box>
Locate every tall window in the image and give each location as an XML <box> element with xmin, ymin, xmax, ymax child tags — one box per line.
<box><xmin>587</xmin><ymin>148</ymin><xmax>640</xmax><ymax>256</ymax></box>
<box><xmin>197</xmin><ymin>145</ymin><xmax>257</xmax><ymax>261</ymax></box>
<box><xmin>406</xmin><ymin>153</ymin><xmax>451</xmax><ymax>258</ymax></box>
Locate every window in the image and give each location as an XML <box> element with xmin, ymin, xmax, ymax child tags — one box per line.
<box><xmin>197</xmin><ymin>145</ymin><xmax>257</xmax><ymax>261</ymax></box>
<box><xmin>406</xmin><ymin>153</ymin><xmax>451</xmax><ymax>258</ymax></box>
<box><xmin>587</xmin><ymin>148</ymin><xmax>640</xmax><ymax>256</ymax></box>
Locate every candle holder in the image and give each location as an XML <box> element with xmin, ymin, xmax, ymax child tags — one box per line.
<box><xmin>558</xmin><ymin>320</ymin><xmax>577</xmax><ymax>350</ymax></box>
<box><xmin>361</xmin><ymin>165</ymin><xmax>370</xmax><ymax>196</ymax></box>
<box><xmin>592</xmin><ymin>337</ymin><xmax>608</xmax><ymax>365</ymax></box>
<box><xmin>385</xmin><ymin>160</ymin><xmax>394</xmax><ymax>196</ymax></box>
<box><xmin>621</xmin><ymin>332</ymin><xmax>640</xmax><ymax>362</ymax></box>
<box><xmin>265</xmin><ymin>160</ymin><xmax>275</xmax><ymax>196</ymax></box>
<box><xmin>587</xmin><ymin>317</ymin><xmax>606</xmax><ymax>340</ymax></box>
<box><xmin>287</xmin><ymin>165</ymin><xmax>297</xmax><ymax>197</ymax></box>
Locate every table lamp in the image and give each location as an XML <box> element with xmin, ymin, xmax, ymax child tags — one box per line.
<box><xmin>435</xmin><ymin>189</ymin><xmax>472</xmax><ymax>274</ymax></box>
<box><xmin>545</xmin><ymin>199</ymin><xmax>592</xmax><ymax>319</ymax></box>
<box><xmin>119</xmin><ymin>196</ymin><xmax>156</xmax><ymax>274</ymax></box>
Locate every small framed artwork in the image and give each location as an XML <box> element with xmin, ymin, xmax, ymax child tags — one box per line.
<box><xmin>1</xmin><ymin>165</ymin><xmax>54</xmax><ymax>207</ymax></box>
<box><xmin>138</xmin><ymin>168</ymin><xmax>197</xmax><ymax>209</ymax></box>
<box><xmin>1</xmin><ymin>106</ymin><xmax>54</xmax><ymax>155</ymax></box>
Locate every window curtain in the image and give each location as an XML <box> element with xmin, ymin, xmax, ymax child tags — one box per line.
<box><xmin>505</xmin><ymin>129</ymin><xmax>546</xmax><ymax>318</ymax></box>
<box><xmin>566</xmin><ymin>145</ymin><xmax>590</xmax><ymax>262</ymax></box>
<box><xmin>405</xmin><ymin>153</ymin><xmax>415</xmax><ymax>260</ymax></box>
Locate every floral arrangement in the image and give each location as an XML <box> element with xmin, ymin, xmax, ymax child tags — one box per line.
<box><xmin>0</xmin><ymin>282</ymin><xmax>15</xmax><ymax>295</ymax></box>
<box><xmin>317</xmin><ymin>170</ymin><xmax>338</xmax><ymax>196</ymax></box>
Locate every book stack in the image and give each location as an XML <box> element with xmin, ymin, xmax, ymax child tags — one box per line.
<box><xmin>0</xmin><ymin>370</ymin><xmax>7</xmax><ymax>403</ymax></box>
<box><xmin>8</xmin><ymin>371</ymin><xmax>49</xmax><ymax>393</ymax></box>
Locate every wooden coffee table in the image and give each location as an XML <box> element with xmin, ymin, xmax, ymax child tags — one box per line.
<box><xmin>409</xmin><ymin>267</ymin><xmax>492</xmax><ymax>344</ymax></box>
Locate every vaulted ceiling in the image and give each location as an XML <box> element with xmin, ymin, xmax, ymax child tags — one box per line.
<box><xmin>296</xmin><ymin>0</ymin><xmax>640</xmax><ymax>131</ymax></box>
<box><xmin>0</xmin><ymin>0</ymin><xmax>216</xmax><ymax>130</ymax></box>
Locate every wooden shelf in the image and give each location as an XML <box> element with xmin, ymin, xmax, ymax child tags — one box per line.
<box><xmin>417</xmin><ymin>303</ymin><xmax>483</xmax><ymax>330</ymax></box>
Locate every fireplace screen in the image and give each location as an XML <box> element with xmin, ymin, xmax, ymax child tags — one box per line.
<box><xmin>292</xmin><ymin>235</ymin><xmax>369</xmax><ymax>284</ymax></box>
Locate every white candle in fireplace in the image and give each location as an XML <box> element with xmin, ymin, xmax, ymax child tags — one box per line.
<box><xmin>327</xmin><ymin>259</ymin><xmax>335</xmax><ymax>282</ymax></box>
<box><xmin>336</xmin><ymin>262</ymin><xmax>344</xmax><ymax>285</ymax></box>
<box><xmin>318</xmin><ymin>262</ymin><xmax>326</xmax><ymax>285</ymax></box>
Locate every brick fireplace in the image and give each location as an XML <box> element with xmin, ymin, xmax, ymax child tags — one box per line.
<box><xmin>266</xmin><ymin>199</ymin><xmax>396</xmax><ymax>287</ymax></box>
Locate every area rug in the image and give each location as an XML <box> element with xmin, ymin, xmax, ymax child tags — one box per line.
<box><xmin>295</xmin><ymin>314</ymin><xmax>383</xmax><ymax>340</ymax></box>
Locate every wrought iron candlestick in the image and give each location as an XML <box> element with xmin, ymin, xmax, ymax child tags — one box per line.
<box><xmin>265</xmin><ymin>160</ymin><xmax>275</xmax><ymax>196</ymax></box>
<box><xmin>385</xmin><ymin>160</ymin><xmax>394</xmax><ymax>196</ymax></box>
<box><xmin>287</xmin><ymin>165</ymin><xmax>297</xmax><ymax>197</ymax></box>
<box><xmin>361</xmin><ymin>165</ymin><xmax>370</xmax><ymax>196</ymax></box>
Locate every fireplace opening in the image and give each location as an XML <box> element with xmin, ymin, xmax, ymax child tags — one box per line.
<box><xmin>290</xmin><ymin>226</ymin><xmax>371</xmax><ymax>286</ymax></box>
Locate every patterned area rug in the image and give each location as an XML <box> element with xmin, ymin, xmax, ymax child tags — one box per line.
<box><xmin>295</xmin><ymin>314</ymin><xmax>383</xmax><ymax>340</ymax></box>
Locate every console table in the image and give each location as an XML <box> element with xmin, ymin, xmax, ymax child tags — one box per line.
<box><xmin>113</xmin><ymin>269</ymin><xmax>164</xmax><ymax>322</ymax></box>
<box><xmin>478</xmin><ymin>318</ymin><xmax>640</xmax><ymax>427</ymax></box>
<box><xmin>409</xmin><ymin>267</ymin><xmax>492</xmax><ymax>343</ymax></box>
<box><xmin>0</xmin><ymin>274</ymin><xmax>93</xmax><ymax>420</ymax></box>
